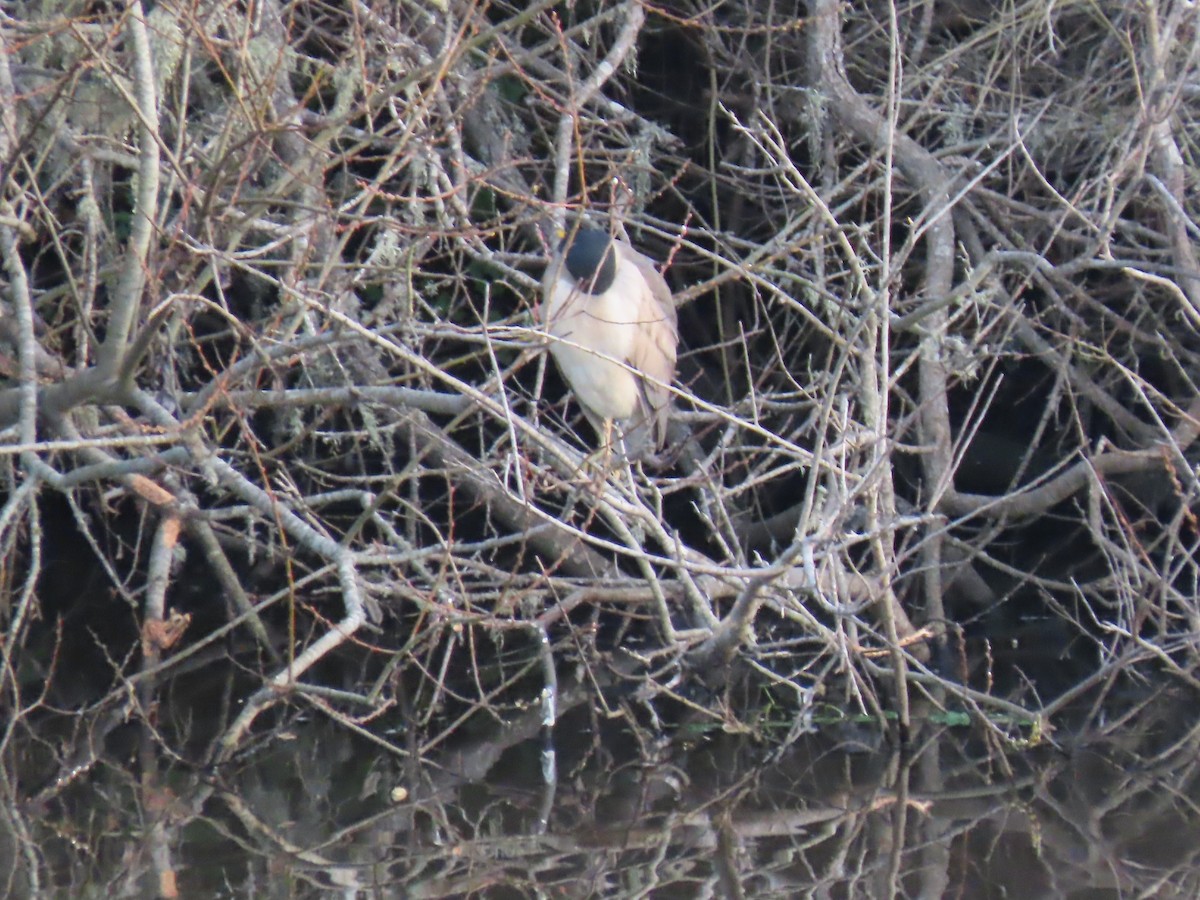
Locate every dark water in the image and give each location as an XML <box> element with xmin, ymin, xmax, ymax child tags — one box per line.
<box><xmin>10</xmin><ymin>687</ymin><xmax>1200</xmax><ymax>899</ymax></box>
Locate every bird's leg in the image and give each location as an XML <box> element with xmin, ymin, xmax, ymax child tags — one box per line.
<box><xmin>601</xmin><ymin>418</ymin><xmax>614</xmax><ymax>476</ymax></box>
<box><xmin>616</xmin><ymin>432</ymin><xmax>639</xmax><ymax>495</ymax></box>
<box><xmin>585</xmin><ymin>419</ymin><xmax>615</xmax><ymax>492</ymax></box>
<box><xmin>575</xmin><ymin>418</ymin><xmax>615</xmax><ymax>490</ymax></box>
<box><xmin>601</xmin><ymin>424</ymin><xmax>641</xmax><ymax>497</ymax></box>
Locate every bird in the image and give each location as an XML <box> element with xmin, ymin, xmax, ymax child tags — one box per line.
<box><xmin>541</xmin><ymin>225</ymin><xmax>678</xmax><ymax>461</ymax></box>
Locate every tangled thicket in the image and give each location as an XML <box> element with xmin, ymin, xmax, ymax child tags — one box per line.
<box><xmin>2</xmin><ymin>0</ymin><xmax>1200</xmax><ymax>785</ymax></box>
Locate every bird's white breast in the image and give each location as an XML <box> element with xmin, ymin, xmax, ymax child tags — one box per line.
<box><xmin>544</xmin><ymin>261</ymin><xmax>648</xmax><ymax>423</ymax></box>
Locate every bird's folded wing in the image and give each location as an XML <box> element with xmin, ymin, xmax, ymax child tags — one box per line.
<box><xmin>615</xmin><ymin>242</ymin><xmax>678</xmax><ymax>447</ymax></box>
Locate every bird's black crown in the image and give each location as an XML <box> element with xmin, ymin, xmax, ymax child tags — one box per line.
<box><xmin>563</xmin><ymin>227</ymin><xmax>617</xmax><ymax>294</ymax></box>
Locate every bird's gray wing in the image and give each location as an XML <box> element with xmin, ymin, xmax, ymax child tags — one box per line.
<box><xmin>615</xmin><ymin>241</ymin><xmax>678</xmax><ymax>449</ymax></box>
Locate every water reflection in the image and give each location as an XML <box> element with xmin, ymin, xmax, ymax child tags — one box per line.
<box><xmin>14</xmin><ymin>692</ymin><xmax>1200</xmax><ymax>898</ymax></box>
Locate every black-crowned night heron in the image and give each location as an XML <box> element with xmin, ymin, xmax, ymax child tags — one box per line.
<box><xmin>542</xmin><ymin>226</ymin><xmax>678</xmax><ymax>460</ymax></box>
